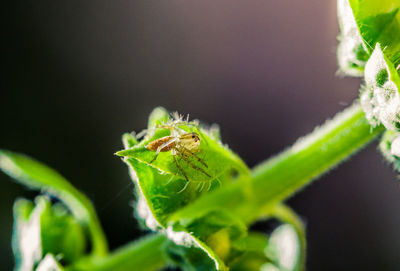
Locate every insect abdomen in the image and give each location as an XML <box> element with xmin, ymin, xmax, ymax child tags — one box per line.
<box><xmin>146</xmin><ymin>136</ymin><xmax>175</xmax><ymax>152</ymax></box>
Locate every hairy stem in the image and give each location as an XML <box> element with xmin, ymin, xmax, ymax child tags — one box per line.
<box><xmin>170</xmin><ymin>103</ymin><xmax>384</xmax><ymax>224</ymax></box>
<box><xmin>73</xmin><ymin>103</ymin><xmax>383</xmax><ymax>271</ymax></box>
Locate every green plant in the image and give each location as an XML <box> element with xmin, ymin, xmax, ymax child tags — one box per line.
<box><xmin>2</xmin><ymin>0</ymin><xmax>400</xmax><ymax>270</ymax></box>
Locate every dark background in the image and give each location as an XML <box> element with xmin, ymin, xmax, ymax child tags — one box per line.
<box><xmin>2</xmin><ymin>1</ymin><xmax>400</xmax><ymax>270</ymax></box>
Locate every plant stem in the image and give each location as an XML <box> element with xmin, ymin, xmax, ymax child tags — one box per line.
<box><xmin>68</xmin><ymin>233</ymin><xmax>168</xmax><ymax>271</ymax></box>
<box><xmin>250</xmin><ymin>103</ymin><xmax>382</xmax><ymax>203</ymax></box>
<box><xmin>73</xmin><ymin>103</ymin><xmax>383</xmax><ymax>271</ymax></box>
<box><xmin>169</xmin><ymin>103</ymin><xmax>384</xmax><ymax>224</ymax></box>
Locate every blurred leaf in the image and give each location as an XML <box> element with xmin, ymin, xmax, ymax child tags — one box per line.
<box><xmin>265</xmin><ymin>204</ymin><xmax>306</xmax><ymax>271</ymax></box>
<box><xmin>0</xmin><ymin>150</ymin><xmax>108</xmax><ymax>256</ymax></box>
<box><xmin>341</xmin><ymin>0</ymin><xmax>400</xmax><ymax>132</ymax></box>
<box><xmin>122</xmin><ymin>133</ymin><xmax>138</xmax><ymax>149</ymax></box>
<box><xmin>265</xmin><ymin>224</ymin><xmax>301</xmax><ymax>271</ymax></box>
<box><xmin>13</xmin><ymin>198</ymin><xmax>41</xmax><ymax>271</ymax></box>
<box><xmin>261</xmin><ymin>263</ymin><xmax>281</xmax><ymax>271</ymax></box>
<box><xmin>0</xmin><ymin>150</ymin><xmax>90</xmax><ymax>220</ymax></box>
<box><xmin>337</xmin><ymin>0</ymin><xmax>369</xmax><ymax>76</ymax></box>
<box><xmin>379</xmin><ymin>130</ymin><xmax>400</xmax><ymax>170</ymax></box>
<box><xmin>36</xmin><ymin>254</ymin><xmax>64</xmax><ymax>271</ymax></box>
<box><xmin>360</xmin><ymin>43</ymin><xmax>400</xmax><ymax>130</ymax></box>
<box><xmin>337</xmin><ymin>0</ymin><xmax>400</xmax><ymax>75</ymax></box>
<box><xmin>147</xmin><ymin>106</ymin><xmax>170</xmax><ymax>129</ymax></box>
<box><xmin>40</xmin><ymin>202</ymin><xmax>87</xmax><ymax>264</ymax></box>
<box><xmin>13</xmin><ymin>196</ymin><xmax>86</xmax><ymax>271</ymax></box>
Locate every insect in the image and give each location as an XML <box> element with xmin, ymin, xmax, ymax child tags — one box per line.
<box><xmin>143</xmin><ymin>114</ymin><xmax>212</xmax><ymax>192</ymax></box>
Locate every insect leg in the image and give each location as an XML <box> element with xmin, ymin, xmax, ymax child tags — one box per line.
<box><xmin>176</xmin><ymin>149</ymin><xmax>211</xmax><ymax>178</ymax></box>
<box><xmin>160</xmin><ymin>138</ymin><xmax>176</xmax><ymax>150</ymax></box>
<box><xmin>173</xmin><ymin>155</ymin><xmax>189</xmax><ymax>181</ymax></box>
<box><xmin>178</xmin><ymin>145</ymin><xmax>208</xmax><ymax>168</ymax></box>
<box><xmin>173</xmin><ymin>155</ymin><xmax>191</xmax><ymax>193</ymax></box>
<box><xmin>149</xmin><ymin>152</ymin><xmax>160</xmax><ymax>164</ymax></box>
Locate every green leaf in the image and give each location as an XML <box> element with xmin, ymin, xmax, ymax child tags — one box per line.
<box><xmin>41</xmin><ymin>202</ymin><xmax>87</xmax><ymax>264</ymax></box>
<box><xmin>117</xmin><ymin>131</ymin><xmax>248</xmax><ymax>189</ymax></box>
<box><xmin>123</xmin><ymin>160</ymin><xmax>248</xmax><ymax>271</ymax></box>
<box><xmin>0</xmin><ymin>150</ymin><xmax>108</xmax><ymax>257</ymax></box>
<box><xmin>117</xmin><ymin>108</ymin><xmax>249</xmax><ymax>227</ymax></box>
<box><xmin>349</xmin><ymin>0</ymin><xmax>400</xmax><ymax>63</ymax></box>
<box><xmin>127</xmin><ymin>158</ymin><xmax>193</xmax><ymax>229</ymax></box>
<box><xmin>229</xmin><ymin>233</ymin><xmax>272</xmax><ymax>271</ymax></box>
<box><xmin>12</xmin><ymin>196</ymin><xmax>86</xmax><ymax>270</ymax></box>
<box><xmin>165</xmin><ymin>209</ymin><xmax>248</xmax><ymax>271</ymax></box>
<box><xmin>118</xmin><ymin>108</ymin><xmax>250</xmax><ymax>270</ymax></box>
<box><xmin>165</xmin><ymin>232</ymin><xmax>227</xmax><ymax>271</ymax></box>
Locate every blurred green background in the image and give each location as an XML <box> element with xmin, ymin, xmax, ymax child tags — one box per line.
<box><xmin>2</xmin><ymin>1</ymin><xmax>400</xmax><ymax>270</ymax></box>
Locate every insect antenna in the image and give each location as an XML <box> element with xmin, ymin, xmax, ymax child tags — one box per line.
<box><xmin>172</xmin><ymin>156</ymin><xmax>193</xmax><ymax>193</ymax></box>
